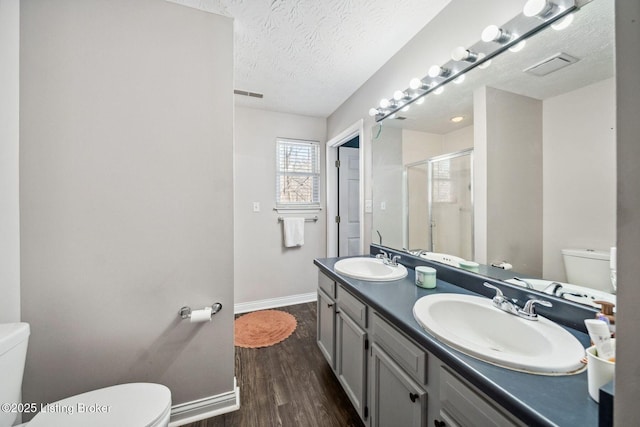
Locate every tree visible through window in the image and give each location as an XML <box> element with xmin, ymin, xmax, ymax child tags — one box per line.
<box><xmin>276</xmin><ymin>138</ymin><xmax>320</xmax><ymax>209</ymax></box>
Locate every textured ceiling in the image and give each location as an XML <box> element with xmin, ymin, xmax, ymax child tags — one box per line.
<box><xmin>166</xmin><ymin>0</ymin><xmax>451</xmax><ymax>117</ymax></box>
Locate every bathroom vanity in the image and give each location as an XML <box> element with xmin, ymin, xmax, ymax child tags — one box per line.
<box><xmin>314</xmin><ymin>250</ymin><xmax>600</xmax><ymax>427</ymax></box>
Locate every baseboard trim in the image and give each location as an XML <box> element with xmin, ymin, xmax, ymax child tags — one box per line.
<box><xmin>169</xmin><ymin>377</ymin><xmax>240</xmax><ymax>427</ymax></box>
<box><xmin>234</xmin><ymin>292</ymin><xmax>317</xmax><ymax>314</ymax></box>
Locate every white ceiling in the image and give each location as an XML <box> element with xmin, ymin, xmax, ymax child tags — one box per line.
<box><xmin>166</xmin><ymin>0</ymin><xmax>452</xmax><ymax>117</ymax></box>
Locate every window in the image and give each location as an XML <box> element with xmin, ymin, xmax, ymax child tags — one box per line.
<box><xmin>276</xmin><ymin>138</ymin><xmax>321</xmax><ymax>209</ymax></box>
<box><xmin>432</xmin><ymin>159</ymin><xmax>456</xmax><ymax>203</ymax></box>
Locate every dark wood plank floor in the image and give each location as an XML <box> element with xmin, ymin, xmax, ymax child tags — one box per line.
<box><xmin>184</xmin><ymin>302</ymin><xmax>364</xmax><ymax>427</ymax></box>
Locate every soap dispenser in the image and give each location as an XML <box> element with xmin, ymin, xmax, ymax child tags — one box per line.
<box><xmin>594</xmin><ymin>300</ymin><xmax>615</xmax><ymax>335</ymax></box>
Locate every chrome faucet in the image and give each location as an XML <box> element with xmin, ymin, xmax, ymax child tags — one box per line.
<box><xmin>518</xmin><ymin>298</ymin><xmax>553</xmax><ymax>320</ymax></box>
<box><xmin>542</xmin><ymin>282</ymin><xmax>564</xmax><ymax>295</ymax></box>
<box><xmin>483</xmin><ymin>283</ymin><xmax>519</xmax><ymax>315</ymax></box>
<box><xmin>376</xmin><ymin>250</ymin><xmax>401</xmax><ymax>266</ymax></box>
<box><xmin>483</xmin><ymin>282</ymin><xmax>553</xmax><ymax>321</ymax></box>
<box><xmin>542</xmin><ymin>282</ymin><xmax>588</xmax><ymax>300</ymax></box>
<box><xmin>512</xmin><ymin>277</ymin><xmax>534</xmax><ymax>290</ymax></box>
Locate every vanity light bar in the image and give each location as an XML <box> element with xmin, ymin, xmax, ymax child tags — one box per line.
<box><xmin>370</xmin><ymin>0</ymin><xmax>576</xmax><ymax>122</ymax></box>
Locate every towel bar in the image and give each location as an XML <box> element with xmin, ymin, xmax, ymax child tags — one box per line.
<box><xmin>277</xmin><ymin>216</ymin><xmax>318</xmax><ymax>223</ymax></box>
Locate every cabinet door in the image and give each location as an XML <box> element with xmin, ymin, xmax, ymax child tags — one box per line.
<box><xmin>336</xmin><ymin>309</ymin><xmax>368</xmax><ymax>419</ymax></box>
<box><xmin>317</xmin><ymin>289</ymin><xmax>336</xmax><ymax>369</ymax></box>
<box><xmin>370</xmin><ymin>344</ymin><xmax>427</xmax><ymax>427</ymax></box>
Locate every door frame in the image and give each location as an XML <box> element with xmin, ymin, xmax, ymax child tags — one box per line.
<box><xmin>326</xmin><ymin>119</ymin><xmax>365</xmax><ymax>257</ymax></box>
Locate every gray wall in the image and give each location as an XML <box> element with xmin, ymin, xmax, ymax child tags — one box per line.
<box><xmin>372</xmin><ymin>126</ymin><xmax>404</xmax><ymax>249</ymax></box>
<box><xmin>615</xmin><ymin>0</ymin><xmax>640</xmax><ymax>424</ymax></box>
<box><xmin>234</xmin><ymin>106</ymin><xmax>327</xmax><ymax>306</ymax></box>
<box><xmin>0</xmin><ymin>0</ymin><xmax>20</xmax><ymax>323</ymax></box>
<box><xmin>19</xmin><ymin>0</ymin><xmax>234</xmax><ymax>415</ymax></box>
<box><xmin>482</xmin><ymin>87</ymin><xmax>543</xmax><ymax>277</ymax></box>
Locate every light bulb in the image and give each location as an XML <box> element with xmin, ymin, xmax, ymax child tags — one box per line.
<box><xmin>523</xmin><ymin>0</ymin><xmax>554</xmax><ymax>18</ymax></box>
<box><xmin>509</xmin><ymin>40</ymin><xmax>526</xmax><ymax>53</ymax></box>
<box><xmin>379</xmin><ymin>98</ymin><xmax>390</xmax><ymax>109</ymax></box>
<box><xmin>393</xmin><ymin>90</ymin><xmax>406</xmax><ymax>101</ymax></box>
<box><xmin>369</xmin><ymin>108</ymin><xmax>379</xmax><ymax>117</ymax></box>
<box><xmin>434</xmin><ymin>86</ymin><xmax>444</xmax><ymax>95</ymax></box>
<box><xmin>410</xmin><ymin>78</ymin><xmax>429</xmax><ymax>91</ymax></box>
<box><xmin>451</xmin><ymin>47</ymin><xmax>477</xmax><ymax>62</ymax></box>
<box><xmin>428</xmin><ymin>65</ymin><xmax>447</xmax><ymax>78</ymax></box>
<box><xmin>551</xmin><ymin>13</ymin><xmax>574</xmax><ymax>30</ymax></box>
<box><xmin>389</xmin><ymin>113</ymin><xmax>397</xmax><ymax>119</ymax></box>
<box><xmin>481</xmin><ymin>25</ymin><xmax>511</xmax><ymax>43</ymax></box>
<box><xmin>476</xmin><ymin>53</ymin><xmax>491</xmax><ymax>69</ymax></box>
<box><xmin>416</xmin><ymin>97</ymin><xmax>425</xmax><ymax>105</ymax></box>
<box><xmin>450</xmin><ymin>116</ymin><xmax>464</xmax><ymax>123</ymax></box>
<box><xmin>402</xmin><ymin>105</ymin><xmax>410</xmax><ymax>112</ymax></box>
<box><xmin>453</xmin><ymin>74</ymin><xmax>466</xmax><ymax>84</ymax></box>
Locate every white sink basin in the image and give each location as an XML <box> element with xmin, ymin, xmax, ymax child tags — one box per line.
<box><xmin>334</xmin><ymin>257</ymin><xmax>408</xmax><ymax>282</ymax></box>
<box><xmin>413</xmin><ymin>294</ymin><xmax>586</xmax><ymax>375</ymax></box>
<box><xmin>505</xmin><ymin>278</ymin><xmax>616</xmax><ymax>310</ymax></box>
<box><xmin>419</xmin><ymin>252</ymin><xmax>465</xmax><ymax>267</ymax></box>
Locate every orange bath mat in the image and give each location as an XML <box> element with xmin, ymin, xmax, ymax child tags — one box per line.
<box><xmin>234</xmin><ymin>309</ymin><xmax>297</xmax><ymax>348</ymax></box>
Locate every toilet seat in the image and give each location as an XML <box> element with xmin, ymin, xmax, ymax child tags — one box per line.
<box><xmin>29</xmin><ymin>383</ymin><xmax>171</xmax><ymax>427</ymax></box>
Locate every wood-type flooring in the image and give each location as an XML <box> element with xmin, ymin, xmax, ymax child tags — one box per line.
<box><xmin>183</xmin><ymin>302</ymin><xmax>363</xmax><ymax>427</ymax></box>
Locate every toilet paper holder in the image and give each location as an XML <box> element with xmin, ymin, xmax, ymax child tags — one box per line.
<box><xmin>179</xmin><ymin>302</ymin><xmax>223</xmax><ymax>320</ymax></box>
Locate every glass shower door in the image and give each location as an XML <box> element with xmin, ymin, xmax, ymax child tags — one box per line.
<box><xmin>428</xmin><ymin>149</ymin><xmax>474</xmax><ymax>260</ymax></box>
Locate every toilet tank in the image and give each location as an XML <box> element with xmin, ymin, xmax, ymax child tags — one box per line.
<box><xmin>562</xmin><ymin>248</ymin><xmax>611</xmax><ymax>292</ymax></box>
<box><xmin>0</xmin><ymin>323</ymin><xmax>30</xmax><ymax>427</ymax></box>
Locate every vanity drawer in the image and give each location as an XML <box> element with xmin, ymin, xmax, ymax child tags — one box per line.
<box><xmin>318</xmin><ymin>271</ymin><xmax>336</xmax><ymax>298</ymax></box>
<box><xmin>372</xmin><ymin>312</ymin><xmax>427</xmax><ymax>384</ymax></box>
<box><xmin>439</xmin><ymin>367</ymin><xmax>522</xmax><ymax>427</ymax></box>
<box><xmin>336</xmin><ymin>285</ymin><xmax>367</xmax><ymax>328</ymax></box>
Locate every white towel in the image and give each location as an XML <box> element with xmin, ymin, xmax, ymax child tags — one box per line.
<box><xmin>283</xmin><ymin>217</ymin><xmax>305</xmax><ymax>247</ymax></box>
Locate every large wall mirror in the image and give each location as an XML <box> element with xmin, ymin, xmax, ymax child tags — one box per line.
<box><xmin>372</xmin><ymin>0</ymin><xmax>615</xmax><ymax>309</ymax></box>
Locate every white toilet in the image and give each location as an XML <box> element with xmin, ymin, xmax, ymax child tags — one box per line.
<box><xmin>561</xmin><ymin>248</ymin><xmax>612</xmax><ymax>293</ymax></box>
<box><xmin>0</xmin><ymin>323</ymin><xmax>172</xmax><ymax>427</ymax></box>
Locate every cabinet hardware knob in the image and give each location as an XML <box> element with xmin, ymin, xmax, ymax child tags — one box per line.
<box><xmin>434</xmin><ymin>419</ymin><xmax>446</xmax><ymax>427</ymax></box>
<box><xmin>409</xmin><ymin>392</ymin><xmax>419</xmax><ymax>402</ymax></box>
<box><xmin>327</xmin><ymin>303</ymin><xmax>334</xmax><ymax>308</ymax></box>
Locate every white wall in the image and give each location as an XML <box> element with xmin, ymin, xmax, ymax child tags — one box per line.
<box><xmin>234</xmin><ymin>106</ymin><xmax>326</xmax><ymax>306</ymax></box>
<box><xmin>542</xmin><ymin>78</ymin><xmax>616</xmax><ymax>281</ymax></box>
<box><xmin>0</xmin><ymin>0</ymin><xmax>20</xmax><ymax>323</ymax></box>
<box><xmin>20</xmin><ymin>0</ymin><xmax>235</xmax><ymax>418</ymax></box>
<box><xmin>402</xmin><ymin>129</ymin><xmax>443</xmax><ymax>165</ymax></box>
<box><xmin>443</xmin><ymin>125</ymin><xmax>474</xmax><ymax>153</ymax></box>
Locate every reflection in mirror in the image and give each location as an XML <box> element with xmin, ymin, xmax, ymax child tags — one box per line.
<box><xmin>426</xmin><ymin>149</ymin><xmax>473</xmax><ymax>260</ymax></box>
<box><xmin>371</xmin><ymin>0</ymin><xmax>616</xmax><ymax>308</ymax></box>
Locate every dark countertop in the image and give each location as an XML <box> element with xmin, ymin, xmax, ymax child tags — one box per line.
<box><xmin>314</xmin><ymin>256</ymin><xmax>600</xmax><ymax>427</ymax></box>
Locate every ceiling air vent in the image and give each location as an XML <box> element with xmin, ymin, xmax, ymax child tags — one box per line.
<box><xmin>234</xmin><ymin>89</ymin><xmax>264</xmax><ymax>99</ymax></box>
<box><xmin>523</xmin><ymin>53</ymin><xmax>580</xmax><ymax>77</ymax></box>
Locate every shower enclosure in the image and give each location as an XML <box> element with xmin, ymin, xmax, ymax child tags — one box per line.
<box><xmin>404</xmin><ymin>148</ymin><xmax>474</xmax><ymax>260</ymax></box>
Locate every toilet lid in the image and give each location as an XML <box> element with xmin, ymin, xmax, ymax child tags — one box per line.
<box><xmin>29</xmin><ymin>383</ymin><xmax>171</xmax><ymax>427</ymax></box>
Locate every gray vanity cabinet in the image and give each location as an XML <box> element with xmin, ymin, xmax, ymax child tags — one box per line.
<box><xmin>370</xmin><ymin>344</ymin><xmax>427</xmax><ymax>427</ymax></box>
<box><xmin>317</xmin><ymin>271</ymin><xmax>368</xmax><ymax>420</ymax></box>
<box><xmin>335</xmin><ymin>308</ymin><xmax>368</xmax><ymax>419</ymax></box>
<box><xmin>335</xmin><ymin>284</ymin><xmax>368</xmax><ymax>420</ymax></box>
<box><xmin>317</xmin><ymin>288</ymin><xmax>336</xmax><ymax>369</ymax></box>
